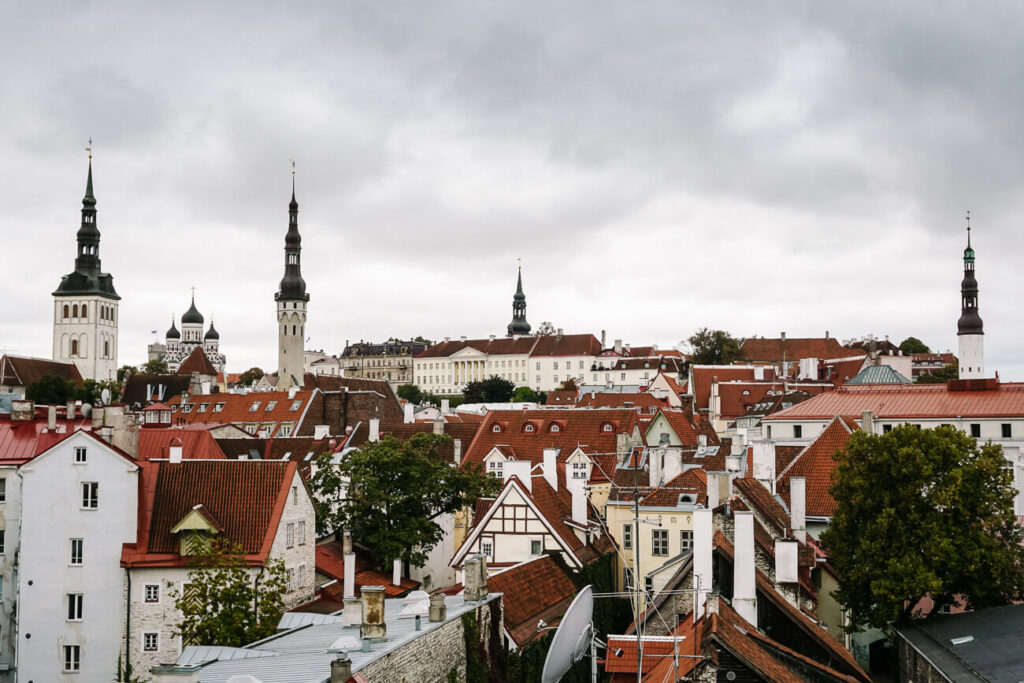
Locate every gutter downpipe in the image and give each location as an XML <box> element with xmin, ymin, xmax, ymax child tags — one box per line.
<box><xmin>125</xmin><ymin>566</ymin><xmax>132</xmax><ymax>680</ymax></box>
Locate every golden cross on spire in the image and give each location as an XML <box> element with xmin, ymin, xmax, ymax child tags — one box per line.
<box><xmin>85</xmin><ymin>137</ymin><xmax>92</xmax><ymax>159</ymax></box>
<box><xmin>191</xmin><ymin>286</ymin><xmax>196</xmax><ymax>300</ymax></box>
<box><xmin>517</xmin><ymin>257</ymin><xmax>521</xmax><ymax>272</ymax></box>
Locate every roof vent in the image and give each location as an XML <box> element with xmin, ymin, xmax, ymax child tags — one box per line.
<box><xmin>950</xmin><ymin>635</ymin><xmax>974</xmax><ymax>646</ymax></box>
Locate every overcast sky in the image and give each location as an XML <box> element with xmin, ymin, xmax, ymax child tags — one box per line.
<box><xmin>2</xmin><ymin>2</ymin><xmax>1023</xmax><ymax>377</ymax></box>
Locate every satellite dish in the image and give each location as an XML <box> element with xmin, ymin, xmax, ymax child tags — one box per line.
<box><xmin>541</xmin><ymin>585</ymin><xmax>593</xmax><ymax>683</ymax></box>
<box><xmin>100</xmin><ymin>388</ymin><xmax>111</xmax><ymax>405</ymax></box>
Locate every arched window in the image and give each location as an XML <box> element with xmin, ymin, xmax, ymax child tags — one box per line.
<box><xmin>292</xmin><ymin>325</ymin><xmax>296</xmax><ymax>335</ymax></box>
<box><xmin>283</xmin><ymin>325</ymin><xmax>287</xmax><ymax>335</ymax></box>
<box><xmin>70</xmin><ymin>339</ymin><xmax>79</xmax><ymax>356</ymax></box>
<box><xmin>492</xmin><ymin>424</ymin><xmax>501</xmax><ymax>433</ymax></box>
<box><xmin>81</xmin><ymin>304</ymin><xmax>87</xmax><ymax>318</ymax></box>
<box><xmin>104</xmin><ymin>341</ymin><xmax>110</xmax><ymax>358</ymax></box>
<box><xmin>72</xmin><ymin>304</ymin><xmax>79</xmax><ymax>318</ymax></box>
<box><xmin>63</xmin><ymin>304</ymin><xmax>69</xmax><ymax>319</ymax></box>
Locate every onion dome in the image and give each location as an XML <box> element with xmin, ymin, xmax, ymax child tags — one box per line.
<box><xmin>166</xmin><ymin>318</ymin><xmax>181</xmax><ymax>339</ymax></box>
<box><xmin>204</xmin><ymin>321</ymin><xmax>220</xmax><ymax>340</ymax></box>
<box><xmin>182</xmin><ymin>296</ymin><xmax>204</xmax><ymax>325</ymax></box>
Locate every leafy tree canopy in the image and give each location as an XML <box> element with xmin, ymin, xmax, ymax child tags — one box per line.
<box><xmin>899</xmin><ymin>336</ymin><xmax>931</xmax><ymax>354</ymax></box>
<box><xmin>170</xmin><ymin>539</ymin><xmax>287</xmax><ymax>647</ymax></box>
<box><xmin>558</xmin><ymin>377</ymin><xmax>579</xmax><ymax>392</ymax></box>
<box><xmin>915</xmin><ymin>362</ymin><xmax>959</xmax><ymax>384</ymax></box>
<box><xmin>463</xmin><ymin>376</ymin><xmax>516</xmax><ymax>403</ymax></box>
<box><xmin>143</xmin><ymin>359</ymin><xmax>169</xmax><ymax>374</ymax></box>
<box><xmin>687</xmin><ymin>328</ymin><xmax>743</xmax><ymax>365</ymax></box>
<box><xmin>821</xmin><ymin>425</ymin><xmax>1024</xmax><ymax>631</ymax></box>
<box><xmin>311</xmin><ymin>433</ymin><xmax>499</xmax><ymax>568</ymax></box>
<box><xmin>414</xmin><ymin>335</ymin><xmax>435</xmax><ymax>346</ymax></box>
<box><xmin>397</xmin><ymin>383</ymin><xmax>423</xmax><ymax>404</ymax></box>
<box><xmin>534</xmin><ymin>321</ymin><xmax>557</xmax><ymax>337</ymax></box>
<box><xmin>512</xmin><ymin>385</ymin><xmax>539</xmax><ymax>403</ymax></box>
<box><xmin>25</xmin><ymin>375</ymin><xmax>78</xmax><ymax>405</ymax></box>
<box><xmin>237</xmin><ymin>367</ymin><xmax>265</xmax><ymax>385</ymax></box>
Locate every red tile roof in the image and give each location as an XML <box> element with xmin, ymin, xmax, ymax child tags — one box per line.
<box><xmin>822</xmin><ymin>355</ymin><xmax>869</xmax><ymax>385</ymax></box>
<box><xmin>488</xmin><ymin>556</ymin><xmax>577</xmax><ymax>647</ymax></box>
<box><xmin>545</xmin><ymin>390</ymin><xmax>578</xmax><ymax>405</ymax></box>
<box><xmin>462</xmin><ymin>409</ymin><xmax>639</xmax><ymax>485</ymax></box>
<box><xmin>689</xmin><ymin>366</ymin><xmax>760</xmax><ymax>412</ymax></box>
<box><xmin>740</xmin><ymin>337</ymin><xmax>847</xmax><ymax>364</ymax></box>
<box><xmin>122</xmin><ymin>460</ymin><xmax>295</xmax><ymax>567</ymax></box>
<box><xmin>576</xmin><ymin>392</ymin><xmax>665</xmax><ymax>412</ymax></box>
<box><xmin>137</xmin><ymin>427</ymin><xmax>228</xmax><ymax>461</ymax></box>
<box><xmin>0</xmin><ymin>354</ymin><xmax>83</xmax><ymax>388</ymax></box>
<box><xmin>732</xmin><ymin>477</ymin><xmax>792</xmax><ymax>536</ymax></box>
<box><xmin>647</xmin><ymin>409</ymin><xmax>703</xmax><ymax>447</ymax></box>
<box><xmin>415</xmin><ymin>334</ymin><xmax>602</xmax><ymax>359</ymax></box>
<box><xmin>530</xmin><ymin>334</ymin><xmax>603</xmax><ymax>357</ymax></box>
<box><xmin>316</xmin><ymin>540</ymin><xmax>419</xmax><ymax>597</ymax></box>
<box><xmin>605</xmin><ymin>634</ymin><xmax>688</xmax><ymax>675</ymax></box>
<box><xmin>176</xmin><ymin>346</ymin><xmax>218</xmax><ymax>376</ymax></box>
<box><xmin>766</xmin><ymin>382</ymin><xmax>1024</xmax><ymax>420</ymax></box>
<box><xmin>716</xmin><ymin>382</ymin><xmax>790</xmax><ymax>420</ymax></box>
<box><xmin>641</xmin><ymin>468</ymin><xmax>707</xmax><ymax>507</ymax></box>
<box><xmin>777</xmin><ymin>417</ymin><xmax>858</xmax><ymax>517</ymax></box>
<box><xmin>167</xmin><ymin>390</ymin><xmax>316</xmax><ymax>437</ymax></box>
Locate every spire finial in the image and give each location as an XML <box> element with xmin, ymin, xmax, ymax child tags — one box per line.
<box><xmin>85</xmin><ymin>137</ymin><xmax>92</xmax><ymax>160</ymax></box>
<box><xmin>290</xmin><ymin>158</ymin><xmax>296</xmax><ymax>199</ymax></box>
<box><xmin>191</xmin><ymin>286</ymin><xmax>196</xmax><ymax>302</ymax></box>
<box><xmin>966</xmin><ymin>210</ymin><xmax>971</xmax><ymax>247</ymax></box>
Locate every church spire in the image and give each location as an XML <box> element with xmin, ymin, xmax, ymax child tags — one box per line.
<box><xmin>957</xmin><ymin>212</ymin><xmax>985</xmax><ymax>380</ymax></box>
<box><xmin>75</xmin><ymin>146</ymin><xmax>101</xmax><ymax>273</ymax></box>
<box><xmin>506</xmin><ymin>262</ymin><xmax>531</xmax><ymax>336</ymax></box>
<box><xmin>277</xmin><ymin>161</ymin><xmax>308</xmax><ymax>301</ymax></box>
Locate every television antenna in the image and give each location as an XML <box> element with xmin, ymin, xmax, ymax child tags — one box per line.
<box><xmin>541</xmin><ymin>585</ymin><xmax>595</xmax><ymax>683</ymax></box>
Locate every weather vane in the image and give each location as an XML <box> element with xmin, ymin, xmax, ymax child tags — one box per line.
<box><xmin>85</xmin><ymin>137</ymin><xmax>92</xmax><ymax>159</ymax></box>
<box><xmin>290</xmin><ymin>158</ymin><xmax>295</xmax><ymax>175</ymax></box>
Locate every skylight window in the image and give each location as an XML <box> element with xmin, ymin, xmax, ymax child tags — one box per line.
<box><xmin>266</xmin><ymin>401</ymin><xmax>277</xmax><ymax>411</ymax></box>
<box><xmin>249</xmin><ymin>402</ymin><xmax>261</xmax><ymax>412</ymax></box>
<box><xmin>290</xmin><ymin>400</ymin><xmax>302</xmax><ymax>411</ymax></box>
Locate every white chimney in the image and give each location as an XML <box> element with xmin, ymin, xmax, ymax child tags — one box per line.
<box><xmin>569</xmin><ymin>477</ymin><xmax>587</xmax><ymax>525</ymax></box>
<box><xmin>774</xmin><ymin>538</ymin><xmax>799</xmax><ymax>584</ymax></box>
<box><xmin>706</xmin><ymin>473</ymin><xmax>720</xmax><ymax>510</ymax></box>
<box><xmin>47</xmin><ymin>405</ymin><xmax>57</xmax><ymax>431</ymax></box>
<box><xmin>693</xmin><ymin>508</ymin><xmax>713</xmax><ymax>619</ymax></box>
<box><xmin>453</xmin><ymin>438</ymin><xmax>463</xmax><ymax>466</ymax></box>
<box><xmin>344</xmin><ymin>533</ymin><xmax>356</xmax><ymax>598</ymax></box>
<box><xmin>790</xmin><ymin>476</ymin><xmax>807</xmax><ymax>542</ymax></box>
<box><xmin>403</xmin><ymin>403</ymin><xmax>414</xmax><ymax>424</ymax></box>
<box><xmin>542</xmin><ymin>448</ymin><xmax>558</xmax><ymax>491</ymax></box>
<box><xmin>503</xmin><ymin>460</ymin><xmax>532</xmax><ymax>492</ymax></box>
<box><xmin>441</xmin><ymin>398</ymin><xmax>451</xmax><ymax>415</ymax></box>
<box><xmin>614</xmin><ymin>339</ymin><xmax>622</xmax><ymax>354</ymax></box>
<box><xmin>169</xmin><ymin>441</ymin><xmax>183</xmax><ymax>463</ymax></box>
<box><xmin>751</xmin><ymin>440</ymin><xmax>776</xmax><ymax>492</ymax></box>
<box><xmin>369</xmin><ymin>418</ymin><xmax>380</xmax><ymax>442</ymax></box>
<box><xmin>860</xmin><ymin>410</ymin><xmax>874</xmax><ymax>436</ymax></box>
<box><xmin>697</xmin><ymin>434</ymin><xmax>708</xmax><ymax>448</ymax></box>
<box><xmin>663</xmin><ymin>449</ymin><xmax>682</xmax><ymax>484</ymax></box>
<box><xmin>288</xmin><ymin>385</ymin><xmax>299</xmax><ymax>400</ymax></box>
<box><xmin>433</xmin><ymin>416</ymin><xmax>444</xmax><ymax>435</ymax></box>
<box><xmin>314</xmin><ymin>425</ymin><xmax>330</xmax><ymax>439</ymax></box>
<box><xmin>753</xmin><ymin>365</ymin><xmax>765</xmax><ymax>380</ymax></box>
<box><xmin>393</xmin><ymin>558</ymin><xmax>402</xmax><ymax>586</ymax></box>
<box><xmin>650</xmin><ymin>449</ymin><xmax>663</xmax><ymax>488</ymax></box>
<box><xmin>733</xmin><ymin>511</ymin><xmax>757</xmax><ymax>627</ymax></box>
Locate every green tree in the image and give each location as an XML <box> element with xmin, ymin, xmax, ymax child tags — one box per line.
<box><xmin>821</xmin><ymin>425</ymin><xmax>1024</xmax><ymax>631</ymax></box>
<box><xmin>558</xmin><ymin>377</ymin><xmax>578</xmax><ymax>391</ymax></box>
<box><xmin>512</xmin><ymin>386</ymin><xmax>539</xmax><ymax>402</ymax></box>
<box><xmin>534</xmin><ymin>321</ymin><xmax>556</xmax><ymax>336</ymax></box>
<box><xmin>310</xmin><ymin>433</ymin><xmax>499</xmax><ymax>568</ymax></box>
<box><xmin>25</xmin><ymin>374</ymin><xmax>77</xmax><ymax>405</ymax></box>
<box><xmin>687</xmin><ymin>328</ymin><xmax>742</xmax><ymax>365</ymax></box>
<box><xmin>414</xmin><ymin>335</ymin><xmax>435</xmax><ymax>346</ymax></box>
<box><xmin>397</xmin><ymin>383</ymin><xmax>423</xmax><ymax>404</ymax></box>
<box><xmin>72</xmin><ymin>379</ymin><xmax>121</xmax><ymax>404</ymax></box>
<box><xmin>237</xmin><ymin>367</ymin><xmax>264</xmax><ymax>385</ymax></box>
<box><xmin>899</xmin><ymin>336</ymin><xmax>931</xmax><ymax>354</ymax></box>
<box><xmin>169</xmin><ymin>539</ymin><xmax>287</xmax><ymax>647</ymax></box>
<box><xmin>143</xmin><ymin>359</ymin><xmax>169</xmax><ymax>374</ymax></box>
<box><xmin>463</xmin><ymin>376</ymin><xmax>516</xmax><ymax>403</ymax></box>
<box><xmin>916</xmin><ymin>362</ymin><xmax>959</xmax><ymax>384</ymax></box>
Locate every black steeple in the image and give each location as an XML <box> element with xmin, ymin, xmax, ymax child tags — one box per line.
<box><xmin>957</xmin><ymin>216</ymin><xmax>984</xmax><ymax>336</ymax></box>
<box><xmin>181</xmin><ymin>295</ymin><xmax>204</xmax><ymax>324</ymax></box>
<box><xmin>166</xmin><ymin>317</ymin><xmax>180</xmax><ymax>340</ymax></box>
<box><xmin>53</xmin><ymin>151</ymin><xmax>120</xmax><ymax>299</ymax></box>
<box><xmin>506</xmin><ymin>264</ymin><xmax>531</xmax><ymax>336</ymax></box>
<box><xmin>276</xmin><ymin>171</ymin><xmax>309</xmax><ymax>302</ymax></box>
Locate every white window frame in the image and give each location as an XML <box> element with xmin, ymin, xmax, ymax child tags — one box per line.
<box><xmin>142</xmin><ymin>631</ymin><xmax>159</xmax><ymax>652</ymax></box>
<box><xmin>70</xmin><ymin>538</ymin><xmax>83</xmax><ymax>566</ymax></box>
<box><xmin>481</xmin><ymin>539</ymin><xmax>494</xmax><ymax>557</ymax></box>
<box><xmin>74</xmin><ymin>446</ymin><xmax>87</xmax><ymax>463</ymax></box>
<box><xmin>297</xmin><ymin>520</ymin><xmax>306</xmax><ymax>545</ymax></box>
<box><xmin>82</xmin><ymin>482</ymin><xmax>98</xmax><ymax>509</ymax></box>
<box><xmin>623</xmin><ymin>523</ymin><xmax>633</xmax><ymax>550</ymax></box>
<box><xmin>286</xmin><ymin>522</ymin><xmax>295</xmax><ymax>548</ymax></box>
<box><xmin>67</xmin><ymin>593</ymin><xmax>83</xmax><ymax>621</ymax></box>
<box><xmin>680</xmin><ymin>530</ymin><xmax>693</xmax><ymax>553</ymax></box>
<box><xmin>63</xmin><ymin>644</ymin><xmax>81</xmax><ymax>672</ymax></box>
<box><xmin>144</xmin><ymin>584</ymin><xmax>160</xmax><ymax>603</ymax></box>
<box><xmin>652</xmin><ymin>528</ymin><xmax>669</xmax><ymax>556</ymax></box>
<box><xmin>530</xmin><ymin>538</ymin><xmax>543</xmax><ymax>556</ymax></box>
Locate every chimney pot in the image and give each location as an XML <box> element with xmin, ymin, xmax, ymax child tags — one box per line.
<box><xmin>790</xmin><ymin>476</ymin><xmax>807</xmax><ymax>542</ymax></box>
<box><xmin>330</xmin><ymin>656</ymin><xmax>353</xmax><ymax>683</ymax></box>
<box><xmin>463</xmin><ymin>557</ymin><xmax>482</xmax><ymax>601</ymax></box>
<box><xmin>441</xmin><ymin>398</ymin><xmax>451</xmax><ymax>414</ymax></box>
<box><xmin>47</xmin><ymin>405</ymin><xmax>57</xmax><ymax>431</ymax></box>
<box><xmin>860</xmin><ymin>410</ymin><xmax>874</xmax><ymax>436</ymax></box>
<box><xmin>403</xmin><ymin>404</ymin><xmax>414</xmax><ymax>424</ymax></box>
<box><xmin>429</xmin><ymin>593</ymin><xmax>447</xmax><ymax>622</ymax></box>
<box><xmin>453</xmin><ymin>439</ymin><xmax>463</xmax><ymax>466</ymax></box>
<box><xmin>433</xmin><ymin>416</ymin><xmax>444</xmax><ymax>436</ymax></box>
<box><xmin>543</xmin><ymin>448</ymin><xmax>559</xmax><ymax>491</ymax></box>
<box><xmin>67</xmin><ymin>400</ymin><xmax>76</xmax><ymax>419</ymax></box>
<box><xmin>392</xmin><ymin>558</ymin><xmax>402</xmax><ymax>587</ymax></box>
<box><xmin>342</xmin><ymin>596</ymin><xmax>362</xmax><ymax>627</ymax></box>
<box><xmin>733</xmin><ymin>511</ymin><xmax>757</xmax><ymax>627</ymax></box>
<box><xmin>369</xmin><ymin>418</ymin><xmax>380</xmax><ymax>442</ymax></box>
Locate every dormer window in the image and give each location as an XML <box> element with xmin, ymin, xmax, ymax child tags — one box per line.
<box><xmin>290</xmin><ymin>400</ymin><xmax>302</xmax><ymax>411</ymax></box>
<box><xmin>197</xmin><ymin>403</ymin><xmax>209</xmax><ymax>413</ymax></box>
<box><xmin>524</xmin><ymin>424</ymin><xmax>535</xmax><ymax>432</ymax></box>
<box><xmin>492</xmin><ymin>425</ymin><xmax>501</xmax><ymax>433</ymax></box>
<box><xmin>181</xmin><ymin>404</ymin><xmax>193</xmax><ymax>414</ymax></box>
<box><xmin>550</xmin><ymin>424</ymin><xmax>561</xmax><ymax>433</ymax></box>
<box><xmin>266</xmin><ymin>401</ymin><xmax>277</xmax><ymax>411</ymax></box>
<box><xmin>213</xmin><ymin>402</ymin><xmax>225</xmax><ymax>412</ymax></box>
<box><xmin>602</xmin><ymin>423</ymin><xmax>613</xmax><ymax>432</ymax></box>
<box><xmin>249</xmin><ymin>402</ymin><xmax>261</xmax><ymax>412</ymax></box>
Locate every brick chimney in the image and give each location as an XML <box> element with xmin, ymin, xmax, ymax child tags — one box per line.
<box><xmin>360</xmin><ymin>585</ymin><xmax>386</xmax><ymax>640</ymax></box>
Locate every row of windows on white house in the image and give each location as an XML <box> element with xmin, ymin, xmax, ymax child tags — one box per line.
<box><xmin>416</xmin><ymin>371</ymin><xmax>644</xmax><ymax>386</ymax></box>
<box><xmin>59</xmin><ymin>303</ymin><xmax>117</xmax><ymax>323</ymax></box>
<box><xmin>621</xmin><ymin>524</ymin><xmax>694</xmax><ymax>557</ymax></box>
<box><xmin>766</xmin><ymin>422</ymin><xmax>1015</xmax><ymax>440</ymax></box>
<box><xmin>175</xmin><ymin>399</ymin><xmax>304</xmax><ymax>414</ymax></box>
<box><xmin>487</xmin><ymin>460</ymin><xmax>589</xmax><ymax>478</ymax></box>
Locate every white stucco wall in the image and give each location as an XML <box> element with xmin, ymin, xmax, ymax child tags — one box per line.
<box><xmin>17</xmin><ymin>432</ymin><xmax>138</xmax><ymax>683</ymax></box>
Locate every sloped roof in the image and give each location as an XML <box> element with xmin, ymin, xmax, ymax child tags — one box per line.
<box><xmin>137</xmin><ymin>427</ymin><xmax>228</xmax><ymax>461</ymax></box>
<box><xmin>740</xmin><ymin>337</ymin><xmax>847</xmax><ymax>363</ymax></box>
<box><xmin>766</xmin><ymin>382</ymin><xmax>1024</xmax><ymax>420</ymax></box>
<box><xmin>689</xmin><ymin>366</ymin><xmax>761</xmax><ymax>412</ymax></box>
<box><xmin>0</xmin><ymin>354</ymin><xmax>83</xmax><ymax>388</ymax></box>
<box><xmin>715</xmin><ymin>382</ymin><xmax>790</xmax><ymax>420</ymax></box>
<box><xmin>545</xmin><ymin>390</ymin><xmax>578</xmax><ymax>405</ymax></box>
<box><xmin>777</xmin><ymin>417</ymin><xmax>859</xmax><ymax>518</ymax></box>
<box><xmin>488</xmin><ymin>556</ymin><xmax>577</xmax><ymax>647</ymax></box>
<box><xmin>845</xmin><ymin>364</ymin><xmax>912</xmax><ymax>385</ymax></box>
<box><xmin>576</xmin><ymin>392</ymin><xmax>664</xmax><ymax>412</ymax></box>
<box><xmin>530</xmin><ymin>334</ymin><xmax>603</xmax><ymax>357</ymax></box>
<box><xmin>0</xmin><ymin>413</ymin><xmax>89</xmax><ymax>464</ymax></box>
<box><xmin>315</xmin><ymin>541</ymin><xmax>418</xmax><ymax>597</ymax></box>
<box><xmin>640</xmin><ymin>468</ymin><xmax>707</xmax><ymax>507</ymax></box>
<box><xmin>344</xmin><ymin>422</ymin><xmax>482</xmax><ymax>464</ymax></box>
<box><xmin>647</xmin><ymin>409</ymin><xmax>703</xmax><ymax>447</ymax></box>
<box><xmin>415</xmin><ymin>336</ymin><xmax>538</xmax><ymax>358</ymax></box>
<box><xmin>732</xmin><ymin>477</ymin><xmax>792</xmax><ymax>536</ymax></box>
<box><xmin>167</xmin><ymin>390</ymin><xmax>316</xmax><ymax>437</ymax></box>
<box><xmin>123</xmin><ymin>460</ymin><xmax>295</xmax><ymax>566</ymax></box>
<box><xmin>124</xmin><ymin>373</ymin><xmax>192</xmax><ymax>406</ymax></box>
<box><xmin>176</xmin><ymin>346</ymin><xmax>218</xmax><ymax>376</ymax></box>
<box><xmin>823</xmin><ymin>355</ymin><xmax>868</xmax><ymax>386</ymax></box>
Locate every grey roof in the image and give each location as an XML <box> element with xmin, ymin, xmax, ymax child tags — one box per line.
<box><xmin>168</xmin><ymin>592</ymin><xmax>501</xmax><ymax>683</ymax></box>
<box><xmin>897</xmin><ymin>603</ymin><xmax>1024</xmax><ymax>682</ymax></box>
<box><xmin>845</xmin><ymin>364</ymin><xmax>912</xmax><ymax>385</ymax></box>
